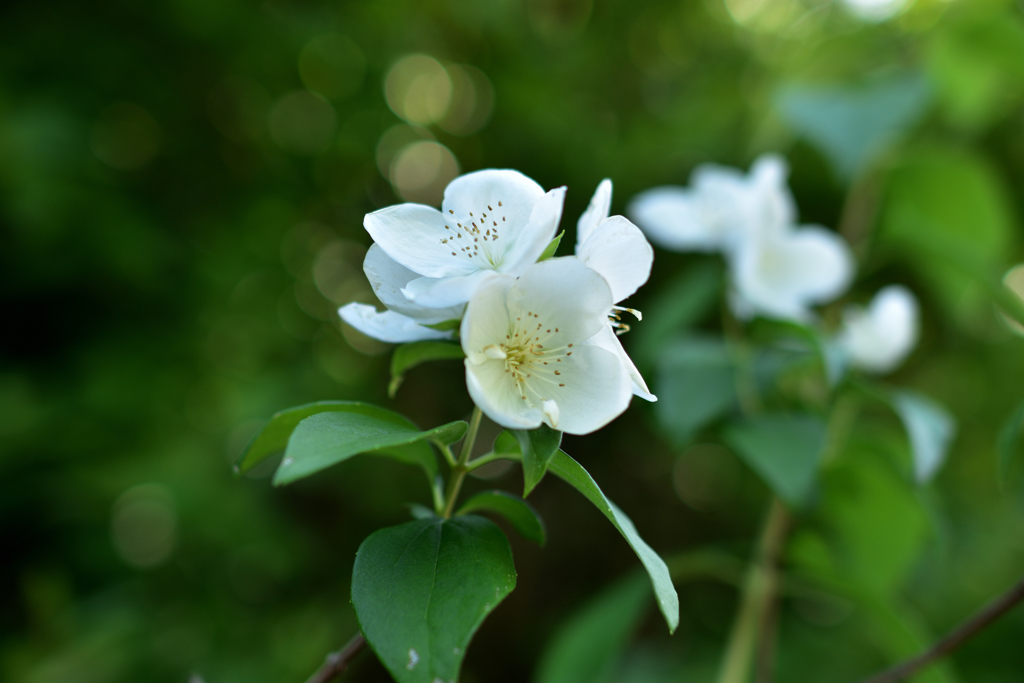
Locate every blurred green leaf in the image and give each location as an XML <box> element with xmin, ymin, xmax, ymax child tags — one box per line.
<box><xmin>926</xmin><ymin>10</ymin><xmax>1024</xmax><ymax>130</ymax></box>
<box><xmin>654</xmin><ymin>336</ymin><xmax>737</xmax><ymax>447</ymax></box>
<box><xmin>878</xmin><ymin>147</ymin><xmax>1017</xmax><ymax>317</ymax></box>
<box><xmin>407</xmin><ymin>503</ymin><xmax>437</xmax><ymax>520</ymax></box>
<box><xmin>777</xmin><ymin>73</ymin><xmax>930</xmax><ymax>181</ymax></box>
<box><xmin>794</xmin><ymin>456</ymin><xmax>929</xmax><ymax>598</ymax></box>
<box><xmin>889</xmin><ymin>390</ymin><xmax>955</xmax><ymax>483</ymax></box>
<box><xmin>534</xmin><ymin>573</ymin><xmax>650</xmax><ymax>683</ymax></box>
<box><xmin>389</xmin><ymin>341</ymin><xmax>465</xmax><ymax>398</ymax></box>
<box><xmin>538</xmin><ymin>230</ymin><xmax>564</xmax><ymax>261</ymax></box>
<box><xmin>548</xmin><ymin>450</ymin><xmax>679</xmax><ymax>633</ymax></box>
<box><xmin>631</xmin><ymin>260</ymin><xmax>722</xmax><ymax>369</ymax></box>
<box><xmin>351</xmin><ymin>515</ymin><xmax>516</xmax><ymax>683</ymax></box>
<box><xmin>722</xmin><ymin>413</ymin><xmax>828</xmax><ymax>507</ymax></box>
<box><xmin>456</xmin><ymin>490</ymin><xmax>546</xmax><ymax>545</ymax></box>
<box><xmin>512</xmin><ymin>425</ymin><xmax>562</xmax><ymax>497</ymax></box>
<box><xmin>273</xmin><ymin>410</ymin><xmax>468</xmax><ymax>486</ymax></box>
<box><xmin>997</xmin><ymin>400</ymin><xmax>1024</xmax><ymax>483</ymax></box>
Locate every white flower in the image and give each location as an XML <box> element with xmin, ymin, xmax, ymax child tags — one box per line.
<box><xmin>838</xmin><ymin>285</ymin><xmax>918</xmax><ymax>374</ymax></box>
<box><xmin>627</xmin><ymin>154</ymin><xmax>853</xmax><ymax>323</ymax></box>
<box><xmin>575</xmin><ymin>179</ymin><xmax>656</xmax><ymax>401</ymax></box>
<box><xmin>365</xmin><ymin>169</ymin><xmax>566</xmax><ymax>309</ymax></box>
<box><xmin>461</xmin><ymin>258</ymin><xmax>632</xmax><ymax>435</ymax></box>
<box><xmin>338</xmin><ymin>169</ymin><xmax>565</xmax><ymax>343</ymax></box>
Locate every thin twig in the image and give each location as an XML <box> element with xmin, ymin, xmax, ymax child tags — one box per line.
<box><xmin>858</xmin><ymin>575</ymin><xmax>1024</xmax><ymax>683</ymax></box>
<box><xmin>306</xmin><ymin>633</ymin><xmax>367</xmax><ymax>683</ymax></box>
<box><xmin>716</xmin><ymin>498</ymin><xmax>791</xmax><ymax>683</ymax></box>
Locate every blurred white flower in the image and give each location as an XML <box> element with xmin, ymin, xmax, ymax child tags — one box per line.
<box><xmin>366</xmin><ymin>168</ymin><xmax>566</xmax><ymax>309</ymax></box>
<box><xmin>838</xmin><ymin>285</ymin><xmax>918</xmax><ymax>374</ymax></box>
<box><xmin>461</xmin><ymin>258</ymin><xmax>632</xmax><ymax>435</ymax></box>
<box><xmin>627</xmin><ymin>155</ymin><xmax>793</xmax><ymax>254</ymax></box>
<box><xmin>628</xmin><ymin>154</ymin><xmax>854</xmax><ymax>323</ymax></box>
<box><xmin>730</xmin><ymin>222</ymin><xmax>854</xmax><ymax>322</ymax></box>
<box><xmin>575</xmin><ymin>179</ymin><xmax>656</xmax><ymax>401</ymax></box>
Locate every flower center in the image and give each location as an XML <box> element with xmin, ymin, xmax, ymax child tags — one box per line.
<box><xmin>440</xmin><ymin>200</ymin><xmax>510</xmax><ymax>269</ymax></box>
<box><xmin>481</xmin><ymin>311</ymin><xmax>574</xmax><ymax>406</ymax></box>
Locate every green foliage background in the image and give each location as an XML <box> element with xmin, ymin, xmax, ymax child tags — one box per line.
<box><xmin>3</xmin><ymin>0</ymin><xmax>1024</xmax><ymax>681</ymax></box>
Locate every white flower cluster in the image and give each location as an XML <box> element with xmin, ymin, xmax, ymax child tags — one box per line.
<box><xmin>628</xmin><ymin>154</ymin><xmax>919</xmax><ymax>374</ymax></box>
<box><xmin>340</xmin><ymin>170</ymin><xmax>656</xmax><ymax>434</ymax></box>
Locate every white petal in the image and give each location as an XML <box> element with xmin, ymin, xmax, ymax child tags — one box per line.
<box><xmin>363</xmin><ymin>245</ymin><xmax>463</xmax><ymax>323</ymax></box>
<box><xmin>535</xmin><ymin>344</ymin><xmax>631</xmax><ymax>435</ymax></box>
<box><xmin>402</xmin><ymin>269</ymin><xmax>501</xmax><ymax>309</ymax></box>
<box><xmin>745</xmin><ymin>154</ymin><xmax>797</xmax><ymax>237</ymax></box>
<box><xmin>576</xmin><ymin>178</ymin><xmax>612</xmax><ymax>248</ymax></box>
<box><xmin>627</xmin><ymin>187</ymin><xmax>728</xmax><ymax>252</ymax></box>
<box><xmin>499</xmin><ymin>186</ymin><xmax>566</xmax><ymax>272</ymax></box>
<box><xmin>465</xmin><ymin>357</ymin><xmax>543</xmax><ymax>430</ymax></box>
<box><xmin>506</xmin><ymin>257</ymin><xmax>612</xmax><ymax>347</ymax></box>
<box><xmin>839</xmin><ymin>285</ymin><xmax>918</xmax><ymax>374</ymax></box>
<box><xmin>731</xmin><ymin>225</ymin><xmax>854</xmax><ymax>322</ymax></box>
<box><xmin>338</xmin><ymin>303</ymin><xmax>453</xmax><ymax>343</ymax></box>
<box><xmin>583</xmin><ymin>324</ymin><xmax>657</xmax><ymax>401</ymax></box>
<box><xmin>441</xmin><ymin>169</ymin><xmax>545</xmax><ymax>241</ymax></box>
<box><xmin>460</xmin><ymin>274</ymin><xmax>516</xmax><ymax>366</ymax></box>
<box><xmin>576</xmin><ymin>216</ymin><xmax>653</xmax><ymax>303</ymax></box>
<box><xmin>364</xmin><ymin>203</ymin><xmax>479</xmax><ymax>279</ymax></box>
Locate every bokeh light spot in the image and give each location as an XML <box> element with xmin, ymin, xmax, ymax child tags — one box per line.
<box><xmin>111</xmin><ymin>484</ymin><xmax>177</xmax><ymax>568</ymax></box>
<box><xmin>313</xmin><ymin>239</ymin><xmax>366</xmax><ymax>305</ymax></box>
<box><xmin>268</xmin><ymin>91</ymin><xmax>337</xmax><ymax>154</ymax></box>
<box><xmin>390</xmin><ymin>141</ymin><xmax>460</xmax><ymax>205</ymax></box>
<box><xmin>298</xmin><ymin>34</ymin><xmax>366</xmax><ymax>100</ymax></box>
<box><xmin>91</xmin><ymin>103</ymin><xmax>161</xmax><ymax>170</ymax></box>
<box><xmin>384</xmin><ymin>54</ymin><xmax>452</xmax><ymax>126</ymax></box>
<box><xmin>440</xmin><ymin>64</ymin><xmax>495</xmax><ymax>136</ymax></box>
<box><xmin>672</xmin><ymin>443</ymin><xmax>740</xmax><ymax>511</ymax></box>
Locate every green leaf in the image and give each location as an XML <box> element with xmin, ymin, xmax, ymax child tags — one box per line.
<box><xmin>236</xmin><ymin>401</ymin><xmax>403</xmax><ymax>475</ymax></box>
<box><xmin>274</xmin><ymin>410</ymin><xmax>467</xmax><ymax>486</ymax></box>
<box><xmin>456</xmin><ymin>490</ymin><xmax>546</xmax><ymax>544</ymax></box>
<box><xmin>511</xmin><ymin>424</ymin><xmax>562</xmax><ymax>497</ymax></box>
<box><xmin>535</xmin><ymin>573</ymin><xmax>650</xmax><ymax>683</ymax></box>
<box><xmin>889</xmin><ymin>390</ymin><xmax>955</xmax><ymax>483</ymax></box>
<box><xmin>654</xmin><ymin>336</ymin><xmax>737</xmax><ymax>446</ymax></box>
<box><xmin>351</xmin><ymin>515</ymin><xmax>516</xmax><ymax>683</ymax></box>
<box><xmin>492</xmin><ymin>430</ymin><xmax>520</xmax><ymax>456</ymax></box>
<box><xmin>722</xmin><ymin>413</ymin><xmax>828</xmax><ymax>507</ymax></box>
<box><xmin>631</xmin><ymin>260</ymin><xmax>721</xmax><ymax>370</ymax></box>
<box><xmin>776</xmin><ymin>73</ymin><xmax>930</xmax><ymax>181</ymax></box>
<box><xmin>877</xmin><ymin>147</ymin><xmax>1016</xmax><ymax>319</ymax></box>
<box><xmin>547</xmin><ymin>450</ymin><xmax>679</xmax><ymax>633</ymax></box>
<box><xmin>997</xmin><ymin>400</ymin><xmax>1024</xmax><ymax>483</ymax></box>
<box><xmin>537</xmin><ymin>230</ymin><xmax>564</xmax><ymax>261</ymax></box>
<box><xmin>389</xmin><ymin>341</ymin><xmax>465</xmax><ymax>397</ymax></box>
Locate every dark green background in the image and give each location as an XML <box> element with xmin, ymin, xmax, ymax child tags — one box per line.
<box><xmin>4</xmin><ymin>0</ymin><xmax>1024</xmax><ymax>681</ymax></box>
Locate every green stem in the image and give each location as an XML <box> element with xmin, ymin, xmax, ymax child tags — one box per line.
<box><xmin>464</xmin><ymin>451</ymin><xmax>520</xmax><ymax>472</ymax></box>
<box><xmin>716</xmin><ymin>498</ymin><xmax>791</xmax><ymax>683</ymax></box>
<box><xmin>441</xmin><ymin>407</ymin><xmax>483</xmax><ymax>519</ymax></box>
